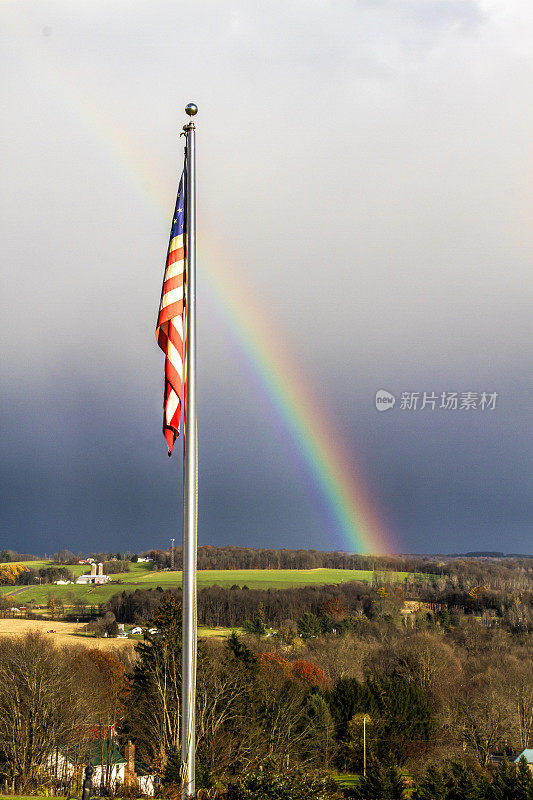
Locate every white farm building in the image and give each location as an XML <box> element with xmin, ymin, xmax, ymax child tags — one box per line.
<box><xmin>76</xmin><ymin>562</ymin><xmax>110</xmax><ymax>585</ymax></box>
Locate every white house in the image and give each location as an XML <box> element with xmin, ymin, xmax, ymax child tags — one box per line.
<box><xmin>46</xmin><ymin>741</ymin><xmax>154</xmax><ymax>795</ymax></box>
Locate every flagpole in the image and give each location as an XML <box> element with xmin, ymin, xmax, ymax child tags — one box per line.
<box><xmin>181</xmin><ymin>102</ymin><xmax>198</xmax><ymax>800</ymax></box>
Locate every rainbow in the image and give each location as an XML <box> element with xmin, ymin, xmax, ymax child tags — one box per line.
<box><xmin>199</xmin><ymin>242</ymin><xmax>391</xmax><ymax>554</ymax></box>
<box><xmin>163</xmin><ymin>209</ymin><xmax>392</xmax><ymax>553</ymax></box>
<box><xmin>4</xmin><ymin>22</ymin><xmax>393</xmax><ymax>552</ymax></box>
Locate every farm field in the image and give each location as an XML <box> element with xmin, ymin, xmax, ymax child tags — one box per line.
<box><xmin>0</xmin><ymin>617</ymin><xmax>236</xmax><ymax>645</ymax></box>
<box><xmin>0</xmin><ymin>561</ymin><xmax>436</xmax><ymax>606</ymax></box>
<box><xmin>0</xmin><ymin>618</ymin><xmax>135</xmax><ymax>650</ymax></box>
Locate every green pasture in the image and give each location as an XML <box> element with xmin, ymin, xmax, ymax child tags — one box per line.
<box><xmin>333</xmin><ymin>773</ymin><xmax>361</xmax><ymax>788</ymax></box>
<box><xmin>0</xmin><ymin>561</ymin><xmax>436</xmax><ymax>606</ymax></box>
<box><xmin>0</xmin><ymin>560</ymin><xmax>88</xmax><ymax>577</ymax></box>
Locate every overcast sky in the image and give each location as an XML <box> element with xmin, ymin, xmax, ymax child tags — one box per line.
<box><xmin>1</xmin><ymin>0</ymin><xmax>532</xmax><ymax>556</ymax></box>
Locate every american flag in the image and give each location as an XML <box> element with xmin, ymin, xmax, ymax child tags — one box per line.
<box><xmin>156</xmin><ymin>170</ymin><xmax>186</xmax><ymax>456</ymax></box>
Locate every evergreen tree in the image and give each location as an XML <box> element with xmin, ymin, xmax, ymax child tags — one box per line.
<box><xmin>347</xmin><ymin>760</ymin><xmax>406</xmax><ymax>799</ymax></box>
<box><xmin>226</xmin><ymin>632</ymin><xmax>258</xmax><ymax>672</ymax></box>
<box><xmin>123</xmin><ymin>593</ymin><xmax>182</xmax><ymax>770</ymax></box>
<box><xmin>161</xmin><ymin>747</ymin><xmax>180</xmax><ymax>786</ymax></box>
<box><xmin>149</xmin><ymin>591</ymin><xmax>182</xmax><ymax>640</ymax></box>
<box><xmin>515</xmin><ymin>757</ymin><xmax>533</xmax><ymax>800</ymax></box>
<box><xmin>243</xmin><ymin>616</ymin><xmax>266</xmax><ymax>635</ymax></box>
<box><xmin>319</xmin><ymin>613</ymin><xmax>335</xmax><ymax>634</ymax></box>
<box><xmin>325</xmin><ymin>677</ymin><xmax>374</xmax><ymax>740</ymax></box>
<box><xmin>303</xmin><ymin>694</ymin><xmax>336</xmax><ymax>767</ymax></box>
<box><xmin>489</xmin><ymin>758</ymin><xmax>519</xmax><ymax>800</ymax></box>
<box><xmin>370</xmin><ymin>676</ymin><xmax>434</xmax><ymax>744</ymax></box>
<box><xmin>414</xmin><ymin>761</ymin><xmax>487</xmax><ymax>800</ymax></box>
<box><xmin>297</xmin><ymin>613</ymin><xmax>322</xmax><ymax>640</ymax></box>
<box><xmin>449</xmin><ymin>761</ymin><xmax>487</xmax><ymax>800</ymax></box>
<box><xmin>414</xmin><ymin>764</ymin><xmax>449</xmax><ymax>800</ymax></box>
<box><xmin>437</xmin><ymin>608</ymin><xmax>452</xmax><ymax>628</ymax></box>
<box><xmin>489</xmin><ymin>757</ymin><xmax>533</xmax><ymax>800</ymax></box>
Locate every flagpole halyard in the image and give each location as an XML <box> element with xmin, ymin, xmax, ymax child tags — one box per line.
<box><xmin>181</xmin><ymin>102</ymin><xmax>198</xmax><ymax>800</ymax></box>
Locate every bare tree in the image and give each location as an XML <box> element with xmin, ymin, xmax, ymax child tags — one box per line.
<box><xmin>455</xmin><ymin>666</ymin><xmax>514</xmax><ymax>766</ymax></box>
<box><xmin>0</xmin><ymin>633</ymin><xmax>83</xmax><ymax>791</ymax></box>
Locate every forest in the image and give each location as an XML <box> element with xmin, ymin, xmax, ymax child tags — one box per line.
<box><xmin>0</xmin><ymin>560</ymin><xmax>530</xmax><ymax>798</ymax></box>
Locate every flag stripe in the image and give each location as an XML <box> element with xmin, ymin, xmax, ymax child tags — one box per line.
<box><xmin>169</xmin><ymin>234</ymin><xmax>183</xmax><ymax>251</ymax></box>
<box><xmin>158</xmin><ymin>301</ymin><xmax>183</xmax><ymax>327</ymax></box>
<box><xmin>168</xmin><ymin>247</ymin><xmax>185</xmax><ymax>264</ymax></box>
<box><xmin>165</xmin><ymin>260</ymin><xmax>185</xmax><ymax>281</ymax></box>
<box><xmin>161</xmin><ymin>287</ymin><xmax>183</xmax><ymax>309</ymax></box>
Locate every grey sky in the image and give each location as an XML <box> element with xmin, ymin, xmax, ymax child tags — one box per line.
<box><xmin>1</xmin><ymin>0</ymin><xmax>532</xmax><ymax>555</ymax></box>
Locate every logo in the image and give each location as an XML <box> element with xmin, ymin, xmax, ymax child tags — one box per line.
<box><xmin>375</xmin><ymin>389</ymin><xmax>396</xmax><ymax>411</ymax></box>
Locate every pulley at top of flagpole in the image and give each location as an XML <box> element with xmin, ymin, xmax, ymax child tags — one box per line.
<box><xmin>183</xmin><ymin>103</ymin><xmax>198</xmax><ymax>132</ymax></box>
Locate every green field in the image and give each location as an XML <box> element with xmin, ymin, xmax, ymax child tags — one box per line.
<box><xmin>0</xmin><ymin>561</ymin><xmax>435</xmax><ymax>606</ymax></box>
<box><xmin>333</xmin><ymin>774</ymin><xmax>361</xmax><ymax>788</ymax></box>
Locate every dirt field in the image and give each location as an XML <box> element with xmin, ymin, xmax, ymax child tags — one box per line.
<box><xmin>0</xmin><ymin>618</ymin><xmax>135</xmax><ymax>651</ymax></box>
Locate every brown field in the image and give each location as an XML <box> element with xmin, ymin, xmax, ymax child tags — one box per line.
<box><xmin>0</xmin><ymin>618</ymin><xmax>135</xmax><ymax>651</ymax></box>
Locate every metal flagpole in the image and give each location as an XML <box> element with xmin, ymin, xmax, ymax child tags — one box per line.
<box><xmin>181</xmin><ymin>102</ymin><xmax>198</xmax><ymax>800</ymax></box>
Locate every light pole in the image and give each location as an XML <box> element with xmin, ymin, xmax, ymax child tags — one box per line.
<box><xmin>363</xmin><ymin>715</ymin><xmax>366</xmax><ymax>777</ymax></box>
<box><xmin>171</xmin><ymin>538</ymin><xmax>175</xmax><ymax>571</ymax></box>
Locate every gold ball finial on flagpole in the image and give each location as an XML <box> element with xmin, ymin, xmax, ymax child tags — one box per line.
<box><xmin>185</xmin><ymin>103</ymin><xmax>198</xmax><ymax>117</ymax></box>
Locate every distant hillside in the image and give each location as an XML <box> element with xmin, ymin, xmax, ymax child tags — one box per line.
<box><xmin>447</xmin><ymin>551</ymin><xmax>533</xmax><ymax>558</ymax></box>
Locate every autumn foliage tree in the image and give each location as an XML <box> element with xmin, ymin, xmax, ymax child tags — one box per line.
<box><xmin>75</xmin><ymin>649</ymin><xmax>130</xmax><ymax>791</ymax></box>
<box><xmin>290</xmin><ymin>660</ymin><xmax>329</xmax><ymax>690</ymax></box>
<box><xmin>77</xmin><ymin>649</ymin><xmax>130</xmax><ymax>719</ymax></box>
<box><xmin>256</xmin><ymin>653</ymin><xmax>328</xmax><ymax>689</ymax></box>
<box><xmin>256</xmin><ymin>652</ymin><xmax>290</xmax><ymax>672</ymax></box>
<box><xmin>0</xmin><ymin>563</ymin><xmax>28</xmax><ymax>585</ymax></box>
<box><xmin>345</xmin><ymin>713</ymin><xmax>375</xmax><ymax>772</ymax></box>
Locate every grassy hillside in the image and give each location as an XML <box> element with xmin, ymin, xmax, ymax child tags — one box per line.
<box><xmin>0</xmin><ymin>561</ymin><xmax>435</xmax><ymax>606</ymax></box>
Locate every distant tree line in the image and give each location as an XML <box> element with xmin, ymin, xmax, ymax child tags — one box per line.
<box><xmin>143</xmin><ymin>546</ymin><xmax>448</xmax><ymax>573</ymax></box>
<box><xmin>141</xmin><ymin>546</ymin><xmax>532</xmax><ymax>585</ymax></box>
<box><xmin>104</xmin><ymin>583</ymin><xmax>386</xmax><ymax>627</ymax></box>
<box><xmin>0</xmin><ymin>550</ymin><xmax>40</xmax><ymax>563</ymax></box>
<box><xmin>102</xmin><ymin>576</ymin><xmax>533</xmax><ymax>634</ymax></box>
<box><xmin>102</xmin><ymin>559</ymin><xmax>130</xmax><ymax>575</ymax></box>
<box><xmin>0</xmin><ymin>565</ymin><xmax>74</xmax><ymax>586</ymax></box>
<box><xmin>3</xmin><ymin>545</ymin><xmax>531</xmax><ymax>586</ymax></box>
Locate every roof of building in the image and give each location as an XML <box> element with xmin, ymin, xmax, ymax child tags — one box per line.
<box><xmin>86</xmin><ymin>742</ymin><xmax>153</xmax><ymax>777</ymax></box>
<box><xmin>515</xmin><ymin>750</ymin><xmax>533</xmax><ymax>764</ymax></box>
<box><xmin>88</xmin><ymin>741</ymin><xmax>126</xmax><ymax>766</ymax></box>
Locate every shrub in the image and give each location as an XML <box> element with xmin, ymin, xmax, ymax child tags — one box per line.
<box><xmin>225</xmin><ymin>770</ymin><xmax>342</xmax><ymax>799</ymax></box>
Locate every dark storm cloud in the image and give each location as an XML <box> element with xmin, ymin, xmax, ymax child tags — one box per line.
<box><xmin>329</xmin><ymin>383</ymin><xmax>533</xmax><ymax>554</ymax></box>
<box><xmin>2</xmin><ymin>0</ymin><xmax>532</xmax><ymax>555</ymax></box>
<box><xmin>0</xmin><ymin>389</ymin><xmax>334</xmax><ymax>555</ymax></box>
<box><xmin>2</xmin><ymin>369</ymin><xmax>531</xmax><ymax>556</ymax></box>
